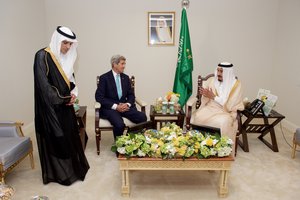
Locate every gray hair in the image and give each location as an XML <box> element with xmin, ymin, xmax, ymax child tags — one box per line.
<box><xmin>111</xmin><ymin>55</ymin><xmax>126</xmax><ymax>67</ymax></box>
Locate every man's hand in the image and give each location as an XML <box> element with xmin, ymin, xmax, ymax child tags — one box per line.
<box><xmin>66</xmin><ymin>94</ymin><xmax>76</xmax><ymax>105</ymax></box>
<box><xmin>200</xmin><ymin>87</ymin><xmax>215</xmax><ymax>100</ymax></box>
<box><xmin>116</xmin><ymin>103</ymin><xmax>130</xmax><ymax>113</ymax></box>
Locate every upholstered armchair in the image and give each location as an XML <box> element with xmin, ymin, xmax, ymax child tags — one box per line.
<box><xmin>95</xmin><ymin>76</ymin><xmax>147</xmax><ymax>155</ymax></box>
<box><xmin>185</xmin><ymin>74</ymin><xmax>243</xmax><ymax>156</ymax></box>
<box><xmin>0</xmin><ymin>121</ymin><xmax>34</xmax><ymax>183</ymax></box>
<box><xmin>186</xmin><ymin>74</ymin><xmax>215</xmax><ymax>130</ymax></box>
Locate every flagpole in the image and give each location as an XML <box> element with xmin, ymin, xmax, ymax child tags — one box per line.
<box><xmin>181</xmin><ymin>0</ymin><xmax>189</xmax><ymax>117</ymax></box>
<box><xmin>173</xmin><ymin>0</ymin><xmax>193</xmax><ymax>110</ymax></box>
<box><xmin>181</xmin><ymin>0</ymin><xmax>190</xmax><ymax>118</ymax></box>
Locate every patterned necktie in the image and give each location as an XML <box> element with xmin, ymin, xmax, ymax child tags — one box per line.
<box><xmin>116</xmin><ymin>74</ymin><xmax>122</xmax><ymax>99</ymax></box>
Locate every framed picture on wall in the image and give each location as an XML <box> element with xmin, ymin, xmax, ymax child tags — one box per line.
<box><xmin>148</xmin><ymin>12</ymin><xmax>175</xmax><ymax>46</ymax></box>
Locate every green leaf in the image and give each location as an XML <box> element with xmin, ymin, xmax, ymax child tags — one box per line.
<box><xmin>111</xmin><ymin>145</ymin><xmax>117</xmax><ymax>153</ymax></box>
<box><xmin>129</xmin><ymin>133</ymin><xmax>136</xmax><ymax>139</ymax></box>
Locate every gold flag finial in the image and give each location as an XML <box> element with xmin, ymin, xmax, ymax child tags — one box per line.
<box><xmin>182</xmin><ymin>0</ymin><xmax>190</xmax><ymax>9</ymax></box>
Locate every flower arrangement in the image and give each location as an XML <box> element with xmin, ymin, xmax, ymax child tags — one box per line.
<box><xmin>154</xmin><ymin>92</ymin><xmax>181</xmax><ymax>113</ymax></box>
<box><xmin>164</xmin><ymin>91</ymin><xmax>180</xmax><ymax>103</ymax></box>
<box><xmin>111</xmin><ymin>123</ymin><xmax>233</xmax><ymax>159</ymax></box>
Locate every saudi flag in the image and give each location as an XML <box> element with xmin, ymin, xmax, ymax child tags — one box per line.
<box><xmin>173</xmin><ymin>8</ymin><xmax>193</xmax><ymax>107</ymax></box>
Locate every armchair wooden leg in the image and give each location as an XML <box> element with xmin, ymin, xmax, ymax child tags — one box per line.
<box><xmin>96</xmin><ymin>128</ymin><xmax>101</xmax><ymax>155</ymax></box>
<box><xmin>292</xmin><ymin>133</ymin><xmax>296</xmax><ymax>159</ymax></box>
<box><xmin>29</xmin><ymin>152</ymin><xmax>35</xmax><ymax>169</ymax></box>
<box><xmin>29</xmin><ymin>142</ymin><xmax>35</xmax><ymax>169</ymax></box>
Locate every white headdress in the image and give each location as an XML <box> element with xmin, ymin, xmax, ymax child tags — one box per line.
<box><xmin>49</xmin><ymin>26</ymin><xmax>78</xmax><ymax>96</ymax></box>
<box><xmin>214</xmin><ymin>62</ymin><xmax>237</xmax><ymax>106</ymax></box>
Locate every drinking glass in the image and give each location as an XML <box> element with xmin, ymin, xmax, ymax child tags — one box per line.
<box><xmin>162</xmin><ymin>101</ymin><xmax>168</xmax><ymax>114</ymax></box>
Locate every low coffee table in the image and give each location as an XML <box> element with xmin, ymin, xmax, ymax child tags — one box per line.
<box><xmin>118</xmin><ymin>155</ymin><xmax>234</xmax><ymax>197</ymax></box>
<box><xmin>150</xmin><ymin>105</ymin><xmax>185</xmax><ymax>129</ymax></box>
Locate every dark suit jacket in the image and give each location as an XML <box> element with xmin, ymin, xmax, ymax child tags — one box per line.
<box><xmin>95</xmin><ymin>70</ymin><xmax>135</xmax><ymax>110</ymax></box>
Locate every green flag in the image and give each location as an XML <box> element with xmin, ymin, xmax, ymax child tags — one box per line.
<box><xmin>173</xmin><ymin>8</ymin><xmax>193</xmax><ymax>107</ymax></box>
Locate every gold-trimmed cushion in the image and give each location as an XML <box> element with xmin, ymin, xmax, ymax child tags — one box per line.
<box><xmin>0</xmin><ymin>137</ymin><xmax>31</xmax><ymax>170</ymax></box>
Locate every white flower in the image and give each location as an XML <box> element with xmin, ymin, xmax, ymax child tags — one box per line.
<box><xmin>137</xmin><ymin>149</ymin><xmax>146</xmax><ymax>157</ymax></box>
<box><xmin>125</xmin><ymin>140</ymin><xmax>132</xmax><ymax>145</ymax></box>
<box><xmin>117</xmin><ymin>147</ymin><xmax>126</xmax><ymax>154</ymax></box>
<box><xmin>167</xmin><ymin>144</ymin><xmax>176</xmax><ymax>156</ymax></box>
<box><xmin>213</xmin><ymin>139</ymin><xmax>218</xmax><ymax>145</ymax></box>
<box><xmin>210</xmin><ymin>148</ymin><xmax>217</xmax><ymax>156</ymax></box>
<box><xmin>152</xmin><ymin>143</ymin><xmax>159</xmax><ymax>150</ymax></box>
<box><xmin>145</xmin><ymin>136</ymin><xmax>152</xmax><ymax>144</ymax></box>
<box><xmin>217</xmin><ymin>146</ymin><xmax>232</xmax><ymax>157</ymax></box>
<box><xmin>166</xmin><ymin>132</ymin><xmax>177</xmax><ymax>141</ymax></box>
<box><xmin>227</xmin><ymin>139</ymin><xmax>233</xmax><ymax>145</ymax></box>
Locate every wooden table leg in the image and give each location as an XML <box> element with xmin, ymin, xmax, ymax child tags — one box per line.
<box><xmin>258</xmin><ymin>127</ymin><xmax>279</xmax><ymax>152</ymax></box>
<box><xmin>121</xmin><ymin>170</ymin><xmax>130</xmax><ymax>197</ymax></box>
<box><xmin>237</xmin><ymin>126</ymin><xmax>249</xmax><ymax>152</ymax></box>
<box><xmin>258</xmin><ymin>118</ymin><xmax>279</xmax><ymax>152</ymax></box>
<box><xmin>218</xmin><ymin>170</ymin><xmax>229</xmax><ymax>198</ymax></box>
<box><xmin>269</xmin><ymin>127</ymin><xmax>279</xmax><ymax>152</ymax></box>
<box><xmin>76</xmin><ymin>106</ymin><xmax>88</xmax><ymax>151</ymax></box>
<box><xmin>177</xmin><ymin>115</ymin><xmax>184</xmax><ymax>128</ymax></box>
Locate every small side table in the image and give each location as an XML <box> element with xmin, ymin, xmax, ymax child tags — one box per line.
<box><xmin>150</xmin><ymin>105</ymin><xmax>185</xmax><ymax>129</ymax></box>
<box><xmin>76</xmin><ymin>106</ymin><xmax>88</xmax><ymax>151</ymax></box>
<box><xmin>237</xmin><ymin>109</ymin><xmax>285</xmax><ymax>152</ymax></box>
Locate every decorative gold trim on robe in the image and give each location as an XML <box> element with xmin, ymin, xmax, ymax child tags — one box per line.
<box><xmin>223</xmin><ymin>80</ymin><xmax>240</xmax><ymax>112</ymax></box>
<box><xmin>44</xmin><ymin>47</ymin><xmax>70</xmax><ymax>89</ymax></box>
<box><xmin>51</xmin><ymin>86</ymin><xmax>71</xmax><ymax>99</ymax></box>
<box><xmin>44</xmin><ymin>52</ymin><xmax>49</xmax><ymax>76</ymax></box>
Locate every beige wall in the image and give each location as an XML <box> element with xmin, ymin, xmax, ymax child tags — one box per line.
<box><xmin>0</xmin><ymin>0</ymin><xmax>47</xmax><ymax>126</ymax></box>
<box><xmin>43</xmin><ymin>0</ymin><xmax>278</xmax><ymax>109</ymax></box>
<box><xmin>271</xmin><ymin>0</ymin><xmax>300</xmax><ymax>127</ymax></box>
<box><xmin>0</xmin><ymin>0</ymin><xmax>299</xmax><ymax>129</ymax></box>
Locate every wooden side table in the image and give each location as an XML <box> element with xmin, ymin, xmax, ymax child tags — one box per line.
<box><xmin>76</xmin><ymin>106</ymin><xmax>88</xmax><ymax>151</ymax></box>
<box><xmin>150</xmin><ymin>105</ymin><xmax>185</xmax><ymax>129</ymax></box>
<box><xmin>237</xmin><ymin>109</ymin><xmax>285</xmax><ymax>152</ymax></box>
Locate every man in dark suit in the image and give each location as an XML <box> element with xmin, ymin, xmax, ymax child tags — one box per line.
<box><xmin>95</xmin><ymin>55</ymin><xmax>147</xmax><ymax>139</ymax></box>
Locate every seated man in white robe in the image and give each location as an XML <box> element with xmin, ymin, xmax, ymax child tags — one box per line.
<box><xmin>191</xmin><ymin>62</ymin><xmax>244</xmax><ymax>143</ymax></box>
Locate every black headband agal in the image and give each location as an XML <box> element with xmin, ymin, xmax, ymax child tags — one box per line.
<box><xmin>56</xmin><ymin>26</ymin><xmax>76</xmax><ymax>40</ymax></box>
<box><xmin>218</xmin><ymin>63</ymin><xmax>233</xmax><ymax>68</ymax></box>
